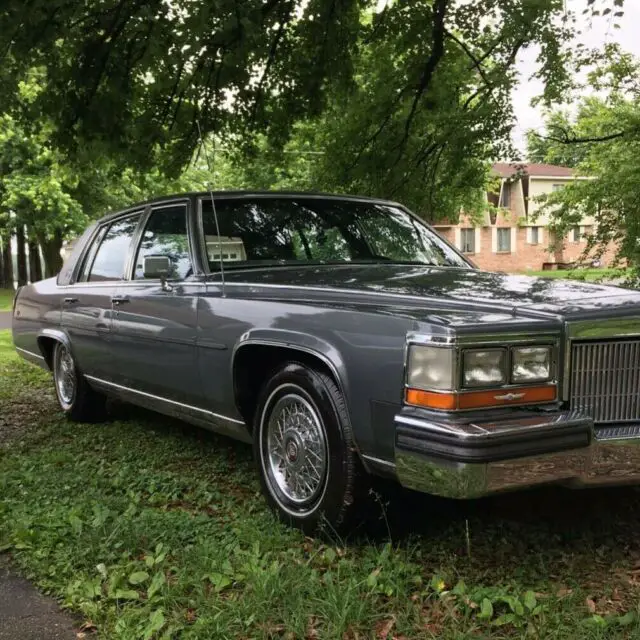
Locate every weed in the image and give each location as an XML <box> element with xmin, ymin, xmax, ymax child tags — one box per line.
<box><xmin>2</xmin><ymin>329</ymin><xmax>640</xmax><ymax>638</ymax></box>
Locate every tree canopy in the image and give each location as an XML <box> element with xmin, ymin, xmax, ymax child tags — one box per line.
<box><xmin>526</xmin><ymin>44</ymin><xmax>640</xmax><ymax>275</ymax></box>
<box><xmin>0</xmin><ymin>0</ymin><xmax>632</xmax><ymax>281</ymax></box>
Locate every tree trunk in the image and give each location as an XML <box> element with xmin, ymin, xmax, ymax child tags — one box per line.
<box><xmin>1</xmin><ymin>232</ymin><xmax>14</xmax><ymax>289</ymax></box>
<box><xmin>16</xmin><ymin>224</ymin><xmax>28</xmax><ymax>286</ymax></box>
<box><xmin>39</xmin><ymin>230</ymin><xmax>64</xmax><ymax>278</ymax></box>
<box><xmin>28</xmin><ymin>239</ymin><xmax>43</xmax><ymax>282</ymax></box>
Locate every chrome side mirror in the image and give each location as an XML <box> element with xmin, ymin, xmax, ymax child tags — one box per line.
<box><xmin>142</xmin><ymin>255</ymin><xmax>173</xmax><ymax>291</ymax></box>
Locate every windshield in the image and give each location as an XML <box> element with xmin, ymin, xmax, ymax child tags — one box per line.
<box><xmin>200</xmin><ymin>197</ymin><xmax>469</xmax><ymax>271</ymax></box>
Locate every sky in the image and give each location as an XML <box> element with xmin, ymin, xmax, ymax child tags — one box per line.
<box><xmin>511</xmin><ymin>0</ymin><xmax>640</xmax><ymax>156</ymax></box>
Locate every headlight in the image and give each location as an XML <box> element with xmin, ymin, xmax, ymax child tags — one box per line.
<box><xmin>512</xmin><ymin>346</ymin><xmax>552</xmax><ymax>383</ymax></box>
<box><xmin>463</xmin><ymin>349</ymin><xmax>507</xmax><ymax>387</ymax></box>
<box><xmin>407</xmin><ymin>346</ymin><xmax>454</xmax><ymax>391</ymax></box>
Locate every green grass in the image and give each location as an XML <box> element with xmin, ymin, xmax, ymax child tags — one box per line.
<box><xmin>2</xmin><ymin>328</ymin><xmax>640</xmax><ymax>638</ymax></box>
<box><xmin>0</xmin><ymin>288</ymin><xmax>15</xmax><ymax>311</ymax></box>
<box><xmin>520</xmin><ymin>268</ymin><xmax>629</xmax><ymax>283</ymax></box>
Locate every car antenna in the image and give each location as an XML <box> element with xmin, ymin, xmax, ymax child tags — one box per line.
<box><xmin>196</xmin><ymin>119</ymin><xmax>226</xmax><ymax>297</ymax></box>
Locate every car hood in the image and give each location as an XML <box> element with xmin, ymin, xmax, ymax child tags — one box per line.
<box><xmin>222</xmin><ymin>264</ymin><xmax>640</xmax><ymax>317</ymax></box>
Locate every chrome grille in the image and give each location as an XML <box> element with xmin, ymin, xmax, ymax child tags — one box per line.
<box><xmin>570</xmin><ymin>340</ymin><xmax>640</xmax><ymax>423</ymax></box>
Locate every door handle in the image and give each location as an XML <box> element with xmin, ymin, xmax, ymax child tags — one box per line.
<box><xmin>111</xmin><ymin>295</ymin><xmax>130</xmax><ymax>305</ymax></box>
<box><xmin>63</xmin><ymin>297</ymin><xmax>78</xmax><ymax>304</ymax></box>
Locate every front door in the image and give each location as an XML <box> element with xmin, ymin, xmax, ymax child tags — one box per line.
<box><xmin>110</xmin><ymin>201</ymin><xmax>203</xmax><ymax>407</ymax></box>
<box><xmin>61</xmin><ymin>212</ymin><xmax>143</xmax><ymax>381</ymax></box>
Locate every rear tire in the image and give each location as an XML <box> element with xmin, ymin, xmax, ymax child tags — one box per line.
<box><xmin>253</xmin><ymin>362</ymin><xmax>365</xmax><ymax>536</ymax></box>
<box><xmin>53</xmin><ymin>342</ymin><xmax>106</xmax><ymax>422</ymax></box>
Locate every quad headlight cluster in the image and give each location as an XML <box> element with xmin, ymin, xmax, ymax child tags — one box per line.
<box><xmin>407</xmin><ymin>344</ymin><xmax>553</xmax><ymax>392</ymax></box>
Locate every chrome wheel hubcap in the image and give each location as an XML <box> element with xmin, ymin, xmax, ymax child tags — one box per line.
<box><xmin>55</xmin><ymin>346</ymin><xmax>75</xmax><ymax>406</ymax></box>
<box><xmin>266</xmin><ymin>393</ymin><xmax>328</xmax><ymax>505</ymax></box>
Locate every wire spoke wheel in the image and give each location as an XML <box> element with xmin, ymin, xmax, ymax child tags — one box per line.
<box><xmin>265</xmin><ymin>391</ymin><xmax>328</xmax><ymax>510</ymax></box>
<box><xmin>55</xmin><ymin>344</ymin><xmax>76</xmax><ymax>407</ymax></box>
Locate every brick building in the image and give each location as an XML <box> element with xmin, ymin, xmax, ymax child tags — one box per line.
<box><xmin>432</xmin><ymin>162</ymin><xmax>613</xmax><ymax>272</ymax></box>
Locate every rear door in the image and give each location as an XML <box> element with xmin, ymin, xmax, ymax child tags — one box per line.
<box><xmin>110</xmin><ymin>201</ymin><xmax>204</xmax><ymax>407</ymax></box>
<box><xmin>61</xmin><ymin>211</ymin><xmax>143</xmax><ymax>381</ymax></box>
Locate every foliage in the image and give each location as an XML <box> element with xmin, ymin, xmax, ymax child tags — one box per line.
<box><xmin>525</xmin><ymin>45</ymin><xmax>640</xmax><ymax>276</ymax></box>
<box><xmin>3</xmin><ymin>329</ymin><xmax>640</xmax><ymax>638</ymax></box>
<box><xmin>0</xmin><ymin>0</ymin><xmax>603</xmax><ymax>223</ymax></box>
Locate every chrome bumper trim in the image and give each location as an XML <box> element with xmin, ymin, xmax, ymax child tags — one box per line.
<box><xmin>394</xmin><ymin>410</ymin><xmax>640</xmax><ymax>499</ymax></box>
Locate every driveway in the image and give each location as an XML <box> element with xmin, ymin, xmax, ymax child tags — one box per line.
<box><xmin>0</xmin><ymin>313</ymin><xmax>10</xmax><ymax>330</ymax></box>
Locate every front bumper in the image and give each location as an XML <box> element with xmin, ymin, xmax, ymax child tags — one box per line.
<box><xmin>395</xmin><ymin>407</ymin><xmax>640</xmax><ymax>498</ymax></box>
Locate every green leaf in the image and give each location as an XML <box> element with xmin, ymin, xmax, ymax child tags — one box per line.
<box><xmin>128</xmin><ymin>571</ymin><xmax>149</xmax><ymax>585</ymax></box>
<box><xmin>143</xmin><ymin>609</ymin><xmax>165</xmax><ymax>640</ymax></box>
<box><xmin>494</xmin><ymin>613</ymin><xmax>516</xmax><ymax>626</ymax></box>
<box><xmin>324</xmin><ymin>547</ymin><xmax>337</xmax><ymax>563</ymax></box>
<box><xmin>616</xmin><ymin>611</ymin><xmax>636</xmax><ymax>626</ymax></box>
<box><xmin>479</xmin><ymin>598</ymin><xmax>494</xmax><ymax>620</ymax></box>
<box><xmin>147</xmin><ymin>572</ymin><xmax>166</xmax><ymax>599</ymax></box>
<box><xmin>523</xmin><ymin>590</ymin><xmax>537</xmax><ymax>611</ymax></box>
<box><xmin>207</xmin><ymin>572</ymin><xmax>232</xmax><ymax>592</ymax></box>
<box><xmin>113</xmin><ymin>589</ymin><xmax>139</xmax><ymax>600</ymax></box>
<box><xmin>68</xmin><ymin>514</ymin><xmax>83</xmax><ymax>534</ymax></box>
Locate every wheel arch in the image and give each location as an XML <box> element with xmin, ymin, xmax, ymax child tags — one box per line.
<box><xmin>36</xmin><ymin>328</ymin><xmax>72</xmax><ymax>370</ymax></box>
<box><xmin>231</xmin><ymin>332</ymin><xmax>352</xmax><ymax>436</ymax></box>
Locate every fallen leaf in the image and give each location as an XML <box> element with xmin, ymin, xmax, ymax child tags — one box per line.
<box><xmin>375</xmin><ymin>616</ymin><xmax>396</xmax><ymax>639</ymax></box>
<box><xmin>306</xmin><ymin>615</ymin><xmax>320</xmax><ymax>639</ymax></box>
<box><xmin>556</xmin><ymin>588</ymin><xmax>573</xmax><ymax>599</ymax></box>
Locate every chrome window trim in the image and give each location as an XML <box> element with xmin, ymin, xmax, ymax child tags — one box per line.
<box><xmin>73</xmin><ymin>209</ymin><xmax>146</xmax><ymax>285</ymax></box>
<box><xmin>58</xmin><ymin>281</ymin><xmax>208</xmax><ymax>290</ymax></box>
<box><xmin>128</xmin><ymin>200</ymin><xmax>193</xmax><ymax>282</ymax></box>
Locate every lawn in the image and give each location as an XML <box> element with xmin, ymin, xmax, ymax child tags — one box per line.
<box><xmin>0</xmin><ymin>288</ymin><xmax>15</xmax><ymax>311</ymax></box>
<box><xmin>2</xmin><ymin>329</ymin><xmax>640</xmax><ymax>638</ymax></box>
<box><xmin>520</xmin><ymin>268</ymin><xmax>629</xmax><ymax>283</ymax></box>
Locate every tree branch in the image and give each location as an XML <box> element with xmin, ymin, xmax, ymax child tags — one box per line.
<box><xmin>444</xmin><ymin>29</ymin><xmax>490</xmax><ymax>86</ymax></box>
<box><xmin>534</xmin><ymin>129</ymin><xmax>632</xmax><ymax>144</ymax></box>
<box><xmin>393</xmin><ymin>0</ymin><xmax>449</xmax><ymax>162</ymax></box>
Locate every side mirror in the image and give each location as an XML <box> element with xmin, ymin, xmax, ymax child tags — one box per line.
<box><xmin>143</xmin><ymin>255</ymin><xmax>172</xmax><ymax>280</ymax></box>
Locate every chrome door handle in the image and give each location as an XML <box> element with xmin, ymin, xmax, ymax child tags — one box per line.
<box><xmin>111</xmin><ymin>295</ymin><xmax>130</xmax><ymax>305</ymax></box>
<box><xmin>63</xmin><ymin>297</ymin><xmax>78</xmax><ymax>304</ymax></box>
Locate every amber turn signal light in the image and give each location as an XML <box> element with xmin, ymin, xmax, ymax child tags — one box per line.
<box><xmin>405</xmin><ymin>389</ymin><xmax>457</xmax><ymax>410</ymax></box>
<box><xmin>406</xmin><ymin>384</ymin><xmax>556</xmax><ymax>411</ymax></box>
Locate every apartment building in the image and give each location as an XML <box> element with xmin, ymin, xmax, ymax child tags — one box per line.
<box><xmin>433</xmin><ymin>162</ymin><xmax>607</xmax><ymax>272</ymax></box>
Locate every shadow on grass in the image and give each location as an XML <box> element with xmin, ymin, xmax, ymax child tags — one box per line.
<box><xmin>110</xmin><ymin>403</ymin><xmax>640</xmax><ymax>546</ymax></box>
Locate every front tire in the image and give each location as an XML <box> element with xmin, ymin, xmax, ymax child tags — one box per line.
<box><xmin>254</xmin><ymin>362</ymin><xmax>364</xmax><ymax>535</ymax></box>
<box><xmin>53</xmin><ymin>342</ymin><xmax>106</xmax><ymax>422</ymax></box>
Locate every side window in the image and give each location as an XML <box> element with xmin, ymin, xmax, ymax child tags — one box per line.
<box><xmin>133</xmin><ymin>204</ymin><xmax>191</xmax><ymax>280</ymax></box>
<box><xmin>86</xmin><ymin>214</ymin><xmax>142</xmax><ymax>282</ymax></box>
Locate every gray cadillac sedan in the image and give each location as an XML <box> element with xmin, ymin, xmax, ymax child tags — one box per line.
<box><xmin>11</xmin><ymin>191</ymin><xmax>640</xmax><ymax>533</ymax></box>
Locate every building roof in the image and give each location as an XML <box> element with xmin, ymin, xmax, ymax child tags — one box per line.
<box><xmin>492</xmin><ymin>162</ymin><xmax>574</xmax><ymax>179</ymax></box>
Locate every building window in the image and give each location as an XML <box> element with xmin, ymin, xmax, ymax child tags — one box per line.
<box><xmin>461</xmin><ymin>228</ymin><xmax>475</xmax><ymax>254</ymax></box>
<box><xmin>552</xmin><ymin>183</ymin><xmax>565</xmax><ymax>192</ymax></box>
<box><xmin>530</xmin><ymin>226</ymin><xmax>540</xmax><ymax>245</ymax></box>
<box><xmin>497</xmin><ymin>228</ymin><xmax>511</xmax><ymax>252</ymax></box>
<box><xmin>571</xmin><ymin>226</ymin><xmax>580</xmax><ymax>242</ymax></box>
<box><xmin>499</xmin><ymin>183</ymin><xmax>510</xmax><ymax>208</ymax></box>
